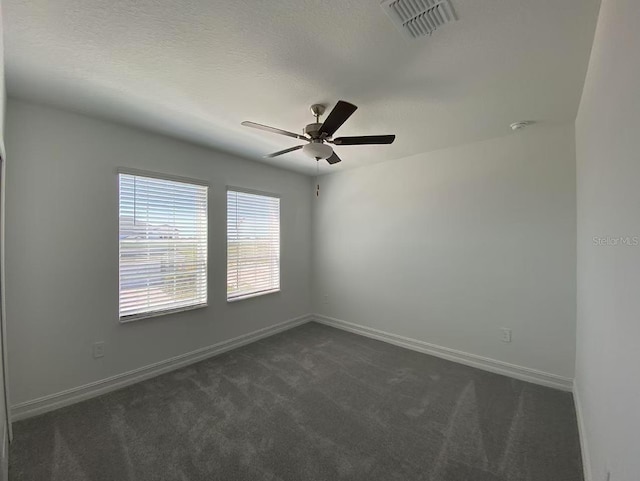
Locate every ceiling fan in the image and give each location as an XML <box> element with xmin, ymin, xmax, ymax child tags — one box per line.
<box><xmin>241</xmin><ymin>101</ymin><xmax>396</xmax><ymax>165</ymax></box>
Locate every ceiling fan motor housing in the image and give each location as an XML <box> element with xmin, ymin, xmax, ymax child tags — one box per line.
<box><xmin>304</xmin><ymin>123</ymin><xmax>324</xmax><ymax>139</ymax></box>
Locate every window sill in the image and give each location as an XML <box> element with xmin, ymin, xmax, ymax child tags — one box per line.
<box><xmin>227</xmin><ymin>289</ymin><xmax>280</xmax><ymax>303</ymax></box>
<box><xmin>119</xmin><ymin>303</ymin><xmax>208</xmax><ymax>323</ymax></box>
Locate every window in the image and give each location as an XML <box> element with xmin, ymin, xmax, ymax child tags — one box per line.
<box><xmin>227</xmin><ymin>189</ymin><xmax>280</xmax><ymax>301</ymax></box>
<box><xmin>118</xmin><ymin>171</ymin><xmax>208</xmax><ymax>321</ymax></box>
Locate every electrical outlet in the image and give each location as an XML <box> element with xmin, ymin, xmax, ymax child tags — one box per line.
<box><xmin>500</xmin><ymin>328</ymin><xmax>512</xmax><ymax>343</ymax></box>
<box><xmin>92</xmin><ymin>341</ymin><xmax>105</xmax><ymax>359</ymax></box>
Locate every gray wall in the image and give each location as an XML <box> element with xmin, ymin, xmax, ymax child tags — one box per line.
<box><xmin>312</xmin><ymin>123</ymin><xmax>577</xmax><ymax>379</ymax></box>
<box><xmin>575</xmin><ymin>0</ymin><xmax>640</xmax><ymax>479</ymax></box>
<box><xmin>4</xmin><ymin>99</ymin><xmax>312</xmax><ymax>406</ymax></box>
<box><xmin>0</xmin><ymin>6</ymin><xmax>9</xmax><ymax>480</ymax></box>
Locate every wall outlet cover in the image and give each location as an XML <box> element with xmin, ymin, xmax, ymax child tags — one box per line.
<box><xmin>500</xmin><ymin>328</ymin><xmax>512</xmax><ymax>343</ymax></box>
<box><xmin>92</xmin><ymin>342</ymin><xmax>105</xmax><ymax>358</ymax></box>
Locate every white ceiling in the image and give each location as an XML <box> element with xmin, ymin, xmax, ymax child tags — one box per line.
<box><xmin>4</xmin><ymin>0</ymin><xmax>600</xmax><ymax>175</ymax></box>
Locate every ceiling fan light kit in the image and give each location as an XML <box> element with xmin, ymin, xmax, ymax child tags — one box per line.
<box><xmin>302</xmin><ymin>142</ymin><xmax>333</xmax><ymax>160</ymax></box>
<box><xmin>241</xmin><ymin>100</ymin><xmax>396</xmax><ymax>166</ymax></box>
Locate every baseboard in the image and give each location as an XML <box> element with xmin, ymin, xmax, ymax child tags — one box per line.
<box><xmin>313</xmin><ymin>314</ymin><xmax>574</xmax><ymax>391</ymax></box>
<box><xmin>573</xmin><ymin>381</ymin><xmax>592</xmax><ymax>481</ymax></box>
<box><xmin>12</xmin><ymin>313</ymin><xmax>575</xmax><ymax>421</ymax></box>
<box><xmin>11</xmin><ymin>314</ymin><xmax>313</xmax><ymax>421</ymax></box>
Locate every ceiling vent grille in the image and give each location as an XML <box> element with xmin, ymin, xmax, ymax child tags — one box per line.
<box><xmin>381</xmin><ymin>0</ymin><xmax>458</xmax><ymax>39</ymax></box>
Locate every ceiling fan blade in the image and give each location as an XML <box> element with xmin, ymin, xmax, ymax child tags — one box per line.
<box><xmin>264</xmin><ymin>145</ymin><xmax>304</xmax><ymax>158</ymax></box>
<box><xmin>319</xmin><ymin>101</ymin><xmax>357</xmax><ymax>137</ymax></box>
<box><xmin>242</xmin><ymin>121</ymin><xmax>308</xmax><ymax>141</ymax></box>
<box><xmin>333</xmin><ymin>135</ymin><xmax>396</xmax><ymax>145</ymax></box>
<box><xmin>326</xmin><ymin>152</ymin><xmax>342</xmax><ymax>165</ymax></box>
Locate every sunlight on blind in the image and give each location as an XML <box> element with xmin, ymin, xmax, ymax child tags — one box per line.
<box><xmin>119</xmin><ymin>173</ymin><xmax>208</xmax><ymax>319</ymax></box>
<box><xmin>227</xmin><ymin>189</ymin><xmax>280</xmax><ymax>300</ymax></box>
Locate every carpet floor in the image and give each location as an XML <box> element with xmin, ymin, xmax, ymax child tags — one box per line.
<box><xmin>10</xmin><ymin>322</ymin><xmax>583</xmax><ymax>481</ymax></box>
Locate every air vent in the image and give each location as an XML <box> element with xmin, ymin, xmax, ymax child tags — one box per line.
<box><xmin>381</xmin><ymin>0</ymin><xmax>458</xmax><ymax>40</ymax></box>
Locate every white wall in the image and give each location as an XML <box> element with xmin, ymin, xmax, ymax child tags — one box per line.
<box><xmin>312</xmin><ymin>123</ymin><xmax>577</xmax><ymax>379</ymax></box>
<box><xmin>4</xmin><ymin>99</ymin><xmax>312</xmax><ymax>406</ymax></box>
<box><xmin>575</xmin><ymin>0</ymin><xmax>640</xmax><ymax>479</ymax></box>
<box><xmin>0</xmin><ymin>1</ymin><xmax>4</xmax><ymax>145</ymax></box>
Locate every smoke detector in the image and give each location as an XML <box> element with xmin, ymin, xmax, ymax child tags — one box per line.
<box><xmin>381</xmin><ymin>0</ymin><xmax>458</xmax><ymax>40</ymax></box>
<box><xmin>510</xmin><ymin>121</ymin><xmax>533</xmax><ymax>131</ymax></box>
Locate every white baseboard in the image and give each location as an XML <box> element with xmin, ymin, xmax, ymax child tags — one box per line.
<box><xmin>12</xmin><ymin>313</ymin><xmax>575</xmax><ymax>422</ymax></box>
<box><xmin>573</xmin><ymin>381</ymin><xmax>592</xmax><ymax>481</ymax></box>
<box><xmin>313</xmin><ymin>314</ymin><xmax>574</xmax><ymax>391</ymax></box>
<box><xmin>11</xmin><ymin>314</ymin><xmax>313</xmax><ymax>421</ymax></box>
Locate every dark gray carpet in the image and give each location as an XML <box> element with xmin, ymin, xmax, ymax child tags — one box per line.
<box><xmin>10</xmin><ymin>322</ymin><xmax>583</xmax><ymax>481</ymax></box>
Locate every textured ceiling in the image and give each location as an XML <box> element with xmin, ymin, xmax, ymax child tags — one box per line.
<box><xmin>4</xmin><ymin>0</ymin><xmax>600</xmax><ymax>175</ymax></box>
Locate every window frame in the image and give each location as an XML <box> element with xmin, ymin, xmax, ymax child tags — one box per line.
<box><xmin>226</xmin><ymin>186</ymin><xmax>281</xmax><ymax>303</ymax></box>
<box><xmin>117</xmin><ymin>167</ymin><xmax>209</xmax><ymax>323</ymax></box>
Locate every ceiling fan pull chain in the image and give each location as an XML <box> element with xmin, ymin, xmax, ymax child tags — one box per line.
<box><xmin>316</xmin><ymin>158</ymin><xmax>320</xmax><ymax>197</ymax></box>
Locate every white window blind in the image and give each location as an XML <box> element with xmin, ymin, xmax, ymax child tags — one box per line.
<box><xmin>119</xmin><ymin>172</ymin><xmax>208</xmax><ymax>320</ymax></box>
<box><xmin>227</xmin><ymin>189</ymin><xmax>280</xmax><ymax>301</ymax></box>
